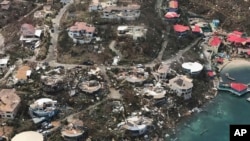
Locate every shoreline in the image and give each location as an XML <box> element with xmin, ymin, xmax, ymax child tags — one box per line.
<box><xmin>172</xmin><ymin>58</ymin><xmax>250</xmax><ymax>140</ymax></box>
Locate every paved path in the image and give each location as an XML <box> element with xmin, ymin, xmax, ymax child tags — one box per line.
<box><xmin>0</xmin><ymin>33</ymin><xmax>4</xmax><ymax>50</ymax></box>
<box><xmin>109</xmin><ymin>40</ymin><xmax>123</xmax><ymax>58</ymax></box>
<box><xmin>45</xmin><ymin>0</ymin><xmax>73</xmax><ymax>62</ymax></box>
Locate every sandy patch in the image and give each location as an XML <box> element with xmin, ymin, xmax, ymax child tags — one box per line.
<box><xmin>221</xmin><ymin>59</ymin><xmax>250</xmax><ymax>72</ymax></box>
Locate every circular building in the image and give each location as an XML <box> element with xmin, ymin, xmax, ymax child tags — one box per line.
<box><xmin>78</xmin><ymin>80</ymin><xmax>101</xmax><ymax>94</ymax></box>
<box><xmin>182</xmin><ymin>62</ymin><xmax>203</xmax><ymax>75</ymax></box>
<box><xmin>11</xmin><ymin>131</ymin><xmax>43</xmax><ymax>141</ymax></box>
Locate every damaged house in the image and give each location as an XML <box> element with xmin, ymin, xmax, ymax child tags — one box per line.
<box><xmin>68</xmin><ymin>22</ymin><xmax>96</xmax><ymax>44</ymax></box>
<box><xmin>0</xmin><ymin>0</ymin><xmax>10</xmax><ymax>10</ymax></box>
<box><xmin>14</xmin><ymin>65</ymin><xmax>32</xmax><ymax>84</ymax></box>
<box><xmin>89</xmin><ymin>0</ymin><xmax>117</xmax><ymax>12</ymax></box>
<box><xmin>29</xmin><ymin>98</ymin><xmax>58</xmax><ymax>124</ymax></box>
<box><xmin>61</xmin><ymin>118</ymin><xmax>87</xmax><ymax>141</ymax></box>
<box><xmin>102</xmin><ymin>4</ymin><xmax>141</xmax><ymax>20</ymax></box>
<box><xmin>41</xmin><ymin>75</ymin><xmax>65</xmax><ymax>92</ymax></box>
<box><xmin>142</xmin><ymin>83</ymin><xmax>166</xmax><ymax>99</ymax></box>
<box><xmin>154</xmin><ymin>63</ymin><xmax>170</xmax><ymax>80</ymax></box>
<box><xmin>118</xmin><ymin>115</ymin><xmax>153</xmax><ymax>136</ymax></box>
<box><xmin>168</xmin><ymin>75</ymin><xmax>193</xmax><ymax>100</ymax></box>
<box><xmin>117</xmin><ymin>25</ymin><xmax>147</xmax><ymax>40</ymax></box>
<box><xmin>0</xmin><ymin>89</ymin><xmax>20</xmax><ymax>119</ymax></box>
<box><xmin>125</xmin><ymin>67</ymin><xmax>149</xmax><ymax>83</ymax></box>
<box><xmin>78</xmin><ymin>80</ymin><xmax>101</xmax><ymax>94</ymax></box>
<box><xmin>20</xmin><ymin>23</ymin><xmax>43</xmax><ymax>43</ymax></box>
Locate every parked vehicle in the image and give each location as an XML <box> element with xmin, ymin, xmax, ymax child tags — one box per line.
<box><xmin>82</xmin><ymin>60</ymin><xmax>94</xmax><ymax>66</ymax></box>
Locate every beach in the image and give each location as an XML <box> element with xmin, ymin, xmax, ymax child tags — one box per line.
<box><xmin>175</xmin><ymin>59</ymin><xmax>250</xmax><ymax>141</ymax></box>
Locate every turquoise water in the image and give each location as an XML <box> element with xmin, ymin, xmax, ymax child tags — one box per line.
<box><xmin>176</xmin><ymin>66</ymin><xmax>250</xmax><ymax>141</ymax></box>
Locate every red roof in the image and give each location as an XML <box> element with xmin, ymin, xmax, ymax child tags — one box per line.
<box><xmin>165</xmin><ymin>12</ymin><xmax>180</xmax><ymax>18</ymax></box>
<box><xmin>232</xmin><ymin>31</ymin><xmax>243</xmax><ymax>36</ymax></box>
<box><xmin>247</xmin><ymin>50</ymin><xmax>250</xmax><ymax>55</ymax></box>
<box><xmin>69</xmin><ymin>22</ymin><xmax>95</xmax><ymax>33</ymax></box>
<box><xmin>216</xmin><ymin>58</ymin><xmax>224</xmax><ymax>63</ymax></box>
<box><xmin>192</xmin><ymin>25</ymin><xmax>201</xmax><ymax>33</ymax></box>
<box><xmin>245</xmin><ymin>38</ymin><xmax>250</xmax><ymax>43</ymax></box>
<box><xmin>173</xmin><ymin>24</ymin><xmax>190</xmax><ymax>33</ymax></box>
<box><xmin>227</xmin><ymin>35</ymin><xmax>246</xmax><ymax>43</ymax></box>
<box><xmin>209</xmin><ymin>36</ymin><xmax>222</xmax><ymax>47</ymax></box>
<box><xmin>21</xmin><ymin>23</ymin><xmax>35</xmax><ymax>36</ymax></box>
<box><xmin>207</xmin><ymin>71</ymin><xmax>215</xmax><ymax>77</ymax></box>
<box><xmin>227</xmin><ymin>31</ymin><xmax>246</xmax><ymax>43</ymax></box>
<box><xmin>169</xmin><ymin>1</ymin><xmax>178</xmax><ymax>9</ymax></box>
<box><xmin>230</xmin><ymin>82</ymin><xmax>247</xmax><ymax>92</ymax></box>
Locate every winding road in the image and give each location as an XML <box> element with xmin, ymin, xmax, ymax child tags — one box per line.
<box><xmin>45</xmin><ymin>0</ymin><xmax>73</xmax><ymax>62</ymax></box>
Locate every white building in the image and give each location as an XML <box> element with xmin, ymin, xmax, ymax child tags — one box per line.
<box><xmin>102</xmin><ymin>4</ymin><xmax>141</xmax><ymax>20</ymax></box>
<box><xmin>182</xmin><ymin>62</ymin><xmax>203</xmax><ymax>75</ymax></box>
<box><xmin>68</xmin><ymin>22</ymin><xmax>96</xmax><ymax>44</ymax></box>
<box><xmin>0</xmin><ymin>89</ymin><xmax>20</xmax><ymax>119</ymax></box>
<box><xmin>0</xmin><ymin>58</ymin><xmax>9</xmax><ymax>69</ymax></box>
<box><xmin>168</xmin><ymin>75</ymin><xmax>193</xmax><ymax>100</ymax></box>
<box><xmin>117</xmin><ymin>25</ymin><xmax>147</xmax><ymax>40</ymax></box>
<box><xmin>29</xmin><ymin>98</ymin><xmax>58</xmax><ymax>123</ymax></box>
<box><xmin>12</xmin><ymin>131</ymin><xmax>44</xmax><ymax>141</ymax></box>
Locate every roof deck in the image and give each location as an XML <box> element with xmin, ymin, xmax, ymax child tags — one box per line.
<box><xmin>217</xmin><ymin>83</ymin><xmax>250</xmax><ymax>96</ymax></box>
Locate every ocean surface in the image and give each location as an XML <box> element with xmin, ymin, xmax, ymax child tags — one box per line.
<box><xmin>175</xmin><ymin>65</ymin><xmax>250</xmax><ymax>141</ymax></box>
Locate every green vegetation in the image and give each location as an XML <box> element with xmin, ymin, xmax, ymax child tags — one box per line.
<box><xmin>36</xmin><ymin>30</ymin><xmax>51</xmax><ymax>61</ymax></box>
<box><xmin>58</xmin><ymin>30</ymin><xmax>74</xmax><ymax>52</ymax></box>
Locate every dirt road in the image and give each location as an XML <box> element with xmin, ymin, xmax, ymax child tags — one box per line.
<box><xmin>0</xmin><ymin>33</ymin><xmax>4</xmax><ymax>50</ymax></box>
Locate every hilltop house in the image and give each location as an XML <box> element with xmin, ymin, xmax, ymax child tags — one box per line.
<box><xmin>168</xmin><ymin>75</ymin><xmax>193</xmax><ymax>100</ymax></box>
<box><xmin>102</xmin><ymin>4</ymin><xmax>141</xmax><ymax>20</ymax></box>
<box><xmin>0</xmin><ymin>89</ymin><xmax>21</xmax><ymax>119</ymax></box>
<box><xmin>68</xmin><ymin>22</ymin><xmax>96</xmax><ymax>44</ymax></box>
<box><xmin>117</xmin><ymin>25</ymin><xmax>147</xmax><ymax>40</ymax></box>
<box><xmin>0</xmin><ymin>0</ymin><xmax>10</xmax><ymax>10</ymax></box>
<box><xmin>20</xmin><ymin>23</ymin><xmax>43</xmax><ymax>43</ymax></box>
